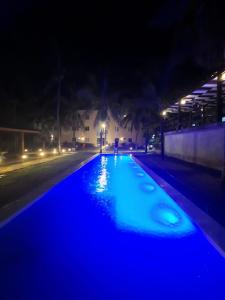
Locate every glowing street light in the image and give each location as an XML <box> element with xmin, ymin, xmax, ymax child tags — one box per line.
<box><xmin>21</xmin><ymin>154</ymin><xmax>28</xmax><ymax>159</ymax></box>
<box><xmin>180</xmin><ymin>98</ymin><xmax>186</xmax><ymax>105</ymax></box>
<box><xmin>222</xmin><ymin>71</ymin><xmax>225</xmax><ymax>81</ymax></box>
<box><xmin>162</xmin><ymin>110</ymin><xmax>167</xmax><ymax>117</ymax></box>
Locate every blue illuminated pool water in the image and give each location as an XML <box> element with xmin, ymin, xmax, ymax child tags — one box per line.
<box><xmin>1</xmin><ymin>154</ymin><xmax>225</xmax><ymax>299</ymax></box>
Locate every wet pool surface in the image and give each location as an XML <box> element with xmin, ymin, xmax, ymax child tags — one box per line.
<box><xmin>1</xmin><ymin>154</ymin><xmax>225</xmax><ymax>299</ymax></box>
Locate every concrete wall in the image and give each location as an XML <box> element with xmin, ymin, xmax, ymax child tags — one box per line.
<box><xmin>165</xmin><ymin>123</ymin><xmax>225</xmax><ymax>171</ymax></box>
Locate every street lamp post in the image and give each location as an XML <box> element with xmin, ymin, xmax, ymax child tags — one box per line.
<box><xmin>160</xmin><ymin>110</ymin><xmax>167</xmax><ymax>160</ymax></box>
<box><xmin>100</xmin><ymin>123</ymin><xmax>106</xmax><ymax>153</ymax></box>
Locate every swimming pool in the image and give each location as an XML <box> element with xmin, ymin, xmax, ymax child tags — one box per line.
<box><xmin>1</xmin><ymin>154</ymin><xmax>225</xmax><ymax>299</ymax></box>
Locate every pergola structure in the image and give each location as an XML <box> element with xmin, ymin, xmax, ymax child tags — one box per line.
<box><xmin>0</xmin><ymin>127</ymin><xmax>40</xmax><ymax>154</ymax></box>
<box><xmin>162</xmin><ymin>71</ymin><xmax>225</xmax><ymax>130</ymax></box>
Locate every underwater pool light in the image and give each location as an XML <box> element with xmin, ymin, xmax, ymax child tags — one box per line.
<box><xmin>151</xmin><ymin>204</ymin><xmax>182</xmax><ymax>227</ymax></box>
<box><xmin>137</xmin><ymin>172</ymin><xmax>144</xmax><ymax>177</ymax></box>
<box><xmin>141</xmin><ymin>183</ymin><xmax>155</xmax><ymax>192</ymax></box>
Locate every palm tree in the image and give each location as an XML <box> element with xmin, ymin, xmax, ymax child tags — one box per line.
<box><xmin>61</xmin><ymin>86</ymin><xmax>85</xmax><ymax>148</ymax></box>
<box><xmin>120</xmin><ymin>82</ymin><xmax>159</xmax><ymax>149</ymax></box>
<box><xmin>121</xmin><ymin>101</ymin><xmax>143</xmax><ymax>147</ymax></box>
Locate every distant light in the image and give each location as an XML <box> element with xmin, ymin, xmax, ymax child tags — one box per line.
<box><xmin>52</xmin><ymin>148</ymin><xmax>57</xmax><ymax>154</ymax></box>
<box><xmin>39</xmin><ymin>152</ymin><xmax>45</xmax><ymax>156</ymax></box>
<box><xmin>50</xmin><ymin>134</ymin><xmax>54</xmax><ymax>141</ymax></box>
<box><xmin>203</xmin><ymin>83</ymin><xmax>217</xmax><ymax>88</ymax></box>
<box><xmin>222</xmin><ymin>117</ymin><xmax>225</xmax><ymax>122</ymax></box>
<box><xmin>129</xmin><ymin>147</ymin><xmax>133</xmax><ymax>151</ymax></box>
<box><xmin>193</xmin><ymin>89</ymin><xmax>207</xmax><ymax>94</ymax></box>
<box><xmin>120</xmin><ymin>137</ymin><xmax>124</xmax><ymax>141</ymax></box>
<box><xmin>152</xmin><ymin>134</ymin><xmax>155</xmax><ymax>139</ymax></box>
<box><xmin>81</xmin><ymin>137</ymin><xmax>85</xmax><ymax>141</ymax></box>
<box><xmin>62</xmin><ymin>149</ymin><xmax>66</xmax><ymax>153</ymax></box>
<box><xmin>24</xmin><ymin>149</ymin><xmax>28</xmax><ymax>152</ymax></box>
<box><xmin>192</xmin><ymin>123</ymin><xmax>196</xmax><ymax>127</ymax></box>
<box><xmin>123</xmin><ymin>114</ymin><xmax>127</xmax><ymax>118</ymax></box>
<box><xmin>222</xmin><ymin>71</ymin><xmax>225</xmax><ymax>81</ymax></box>
<box><xmin>68</xmin><ymin>148</ymin><xmax>71</xmax><ymax>152</ymax></box>
<box><xmin>180</xmin><ymin>98</ymin><xmax>186</xmax><ymax>105</ymax></box>
<box><xmin>162</xmin><ymin>110</ymin><xmax>167</xmax><ymax>116</ymax></box>
<box><xmin>186</xmin><ymin>95</ymin><xmax>194</xmax><ymax>99</ymax></box>
<box><xmin>38</xmin><ymin>148</ymin><xmax>42</xmax><ymax>152</ymax></box>
<box><xmin>101</xmin><ymin>123</ymin><xmax>106</xmax><ymax>129</ymax></box>
<box><xmin>21</xmin><ymin>154</ymin><xmax>28</xmax><ymax>159</ymax></box>
<box><xmin>201</xmin><ymin>108</ymin><xmax>204</xmax><ymax>112</ymax></box>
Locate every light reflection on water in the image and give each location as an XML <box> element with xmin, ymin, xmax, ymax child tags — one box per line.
<box><xmin>92</xmin><ymin>154</ymin><xmax>195</xmax><ymax>238</ymax></box>
<box><xmin>96</xmin><ymin>156</ymin><xmax>108</xmax><ymax>193</ymax></box>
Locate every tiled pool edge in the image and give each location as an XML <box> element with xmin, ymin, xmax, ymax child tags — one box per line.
<box><xmin>133</xmin><ymin>155</ymin><xmax>225</xmax><ymax>257</ymax></box>
<box><xmin>0</xmin><ymin>153</ymin><xmax>99</xmax><ymax>228</ymax></box>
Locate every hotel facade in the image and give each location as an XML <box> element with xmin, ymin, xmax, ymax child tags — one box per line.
<box><xmin>61</xmin><ymin>110</ymin><xmax>144</xmax><ymax>147</ymax></box>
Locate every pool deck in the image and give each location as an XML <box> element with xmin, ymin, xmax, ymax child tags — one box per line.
<box><xmin>135</xmin><ymin>153</ymin><xmax>225</xmax><ymax>226</ymax></box>
<box><xmin>134</xmin><ymin>155</ymin><xmax>225</xmax><ymax>256</ymax></box>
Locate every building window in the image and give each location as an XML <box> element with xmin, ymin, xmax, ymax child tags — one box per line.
<box><xmin>128</xmin><ymin>138</ymin><xmax>132</xmax><ymax>143</ymax></box>
<box><xmin>85</xmin><ymin>115</ymin><xmax>89</xmax><ymax>120</ymax></box>
<box><xmin>85</xmin><ymin>126</ymin><xmax>89</xmax><ymax>131</ymax></box>
<box><xmin>85</xmin><ymin>138</ymin><xmax>90</xmax><ymax>142</ymax></box>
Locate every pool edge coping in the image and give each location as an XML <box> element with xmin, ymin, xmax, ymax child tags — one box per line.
<box><xmin>0</xmin><ymin>153</ymin><xmax>99</xmax><ymax>229</ymax></box>
<box><xmin>133</xmin><ymin>155</ymin><xmax>225</xmax><ymax>258</ymax></box>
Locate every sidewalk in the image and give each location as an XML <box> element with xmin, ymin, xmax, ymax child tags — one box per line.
<box><xmin>135</xmin><ymin>153</ymin><xmax>225</xmax><ymax>227</ymax></box>
<box><xmin>0</xmin><ymin>153</ymin><xmax>71</xmax><ymax>174</ymax></box>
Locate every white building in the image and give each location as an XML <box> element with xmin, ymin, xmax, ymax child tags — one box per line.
<box><xmin>61</xmin><ymin>110</ymin><xmax>144</xmax><ymax>147</ymax></box>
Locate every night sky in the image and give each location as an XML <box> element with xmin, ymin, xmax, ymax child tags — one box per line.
<box><xmin>0</xmin><ymin>0</ymin><xmax>224</xmax><ymax>126</ymax></box>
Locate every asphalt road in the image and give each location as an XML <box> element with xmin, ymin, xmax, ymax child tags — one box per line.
<box><xmin>0</xmin><ymin>151</ymin><xmax>95</xmax><ymax>222</ymax></box>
